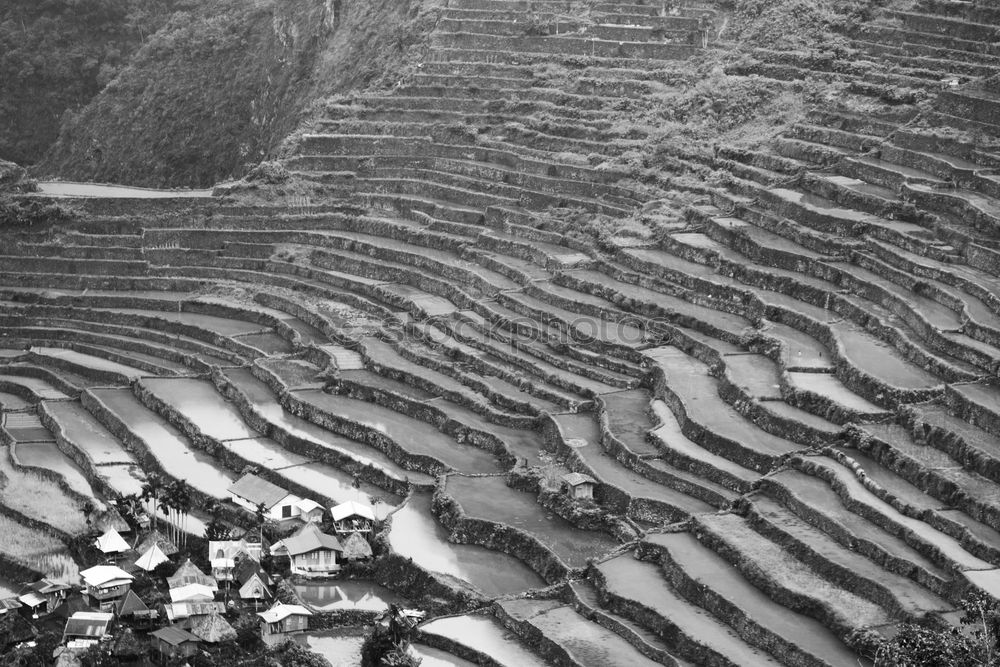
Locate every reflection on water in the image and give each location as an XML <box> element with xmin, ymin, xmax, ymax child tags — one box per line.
<box><xmin>141</xmin><ymin>379</ymin><xmax>258</xmax><ymax>440</ymax></box>
<box><xmin>388</xmin><ymin>493</ymin><xmax>543</xmax><ymax>597</ymax></box>
<box><xmin>419</xmin><ymin>615</ymin><xmax>547</xmax><ymax>667</ymax></box>
<box><xmin>294</xmin><ymin>581</ymin><xmax>405</xmax><ymax>612</ymax></box>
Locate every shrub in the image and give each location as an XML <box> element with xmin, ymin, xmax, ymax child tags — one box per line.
<box><xmin>245</xmin><ymin>160</ymin><xmax>291</xmax><ymax>185</ymax></box>
<box><xmin>0</xmin><ymin>197</ymin><xmax>78</xmax><ymax>228</ymax></box>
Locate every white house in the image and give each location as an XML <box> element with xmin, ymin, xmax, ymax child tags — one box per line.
<box><xmin>134</xmin><ymin>544</ymin><xmax>170</xmax><ymax>572</ymax></box>
<box><xmin>330</xmin><ymin>501</ymin><xmax>375</xmax><ymax>534</ymax></box>
<box><xmin>94</xmin><ymin>528</ymin><xmax>130</xmax><ymax>558</ymax></box>
<box><xmin>296</xmin><ymin>498</ymin><xmax>326</xmax><ymax>523</ymax></box>
<box><xmin>258</xmin><ymin>603</ymin><xmax>312</xmax><ymax>644</ymax></box>
<box><xmin>80</xmin><ymin>565</ymin><xmax>134</xmax><ymax>612</ymax></box>
<box><xmin>227</xmin><ymin>474</ymin><xmax>302</xmax><ymax>522</ymax></box>
<box><xmin>272</xmin><ymin>522</ymin><xmax>342</xmax><ymax>576</ymax></box>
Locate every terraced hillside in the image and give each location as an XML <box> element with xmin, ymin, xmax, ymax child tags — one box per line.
<box><xmin>4</xmin><ymin>0</ymin><xmax>1000</xmax><ymax>664</ymax></box>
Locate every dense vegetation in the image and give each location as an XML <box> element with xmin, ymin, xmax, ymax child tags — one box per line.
<box><xmin>874</xmin><ymin>592</ymin><xmax>1000</xmax><ymax>666</ymax></box>
<box><xmin>0</xmin><ymin>0</ymin><xmax>193</xmax><ymax>165</ymax></box>
<box><xmin>36</xmin><ymin>0</ymin><xmax>440</xmax><ymax>188</ymax></box>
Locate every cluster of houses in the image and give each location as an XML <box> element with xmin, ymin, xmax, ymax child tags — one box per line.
<box><xmin>0</xmin><ymin>473</ymin><xmax>380</xmax><ymax>661</ymax></box>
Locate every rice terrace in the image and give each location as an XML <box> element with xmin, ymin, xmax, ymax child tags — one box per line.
<box><xmin>1</xmin><ymin>0</ymin><xmax>1000</xmax><ymax>664</ymax></box>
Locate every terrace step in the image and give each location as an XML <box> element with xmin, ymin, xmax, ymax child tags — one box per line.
<box><xmin>496</xmin><ymin>598</ymin><xmax>679</xmax><ymax>667</ymax></box>
<box><xmin>642</xmin><ymin>531</ymin><xmax>868</xmax><ymax>666</ymax></box>
<box><xmin>566</xmin><ymin>579</ymin><xmax>694</xmax><ymax>667</ymax></box>
<box><xmin>743</xmin><ymin>493</ymin><xmax>955</xmax><ymax>618</ymax></box>
<box><xmin>646</xmin><ymin>346</ymin><xmax>803</xmax><ymax>473</ymax></box>
<box><xmin>787</xmin><ymin>453</ymin><xmax>996</xmax><ymax>578</ymax></box>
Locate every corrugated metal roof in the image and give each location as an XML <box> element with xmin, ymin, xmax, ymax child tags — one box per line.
<box><xmin>227</xmin><ymin>473</ymin><xmax>288</xmax><ymax>508</ymax></box>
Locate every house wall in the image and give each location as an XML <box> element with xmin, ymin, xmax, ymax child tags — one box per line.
<box><xmin>239</xmin><ymin>576</ymin><xmax>269</xmax><ymax>600</ymax></box>
<box><xmin>289</xmin><ymin>549</ymin><xmax>340</xmax><ymax>575</ymax></box>
<box><xmin>230</xmin><ymin>493</ymin><xmax>302</xmax><ymax>520</ymax></box>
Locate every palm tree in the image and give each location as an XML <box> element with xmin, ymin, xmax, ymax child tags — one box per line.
<box><xmin>352</xmin><ymin>474</ymin><xmax>362</xmax><ymax>501</ymax></box>
<box><xmin>114</xmin><ymin>493</ymin><xmax>142</xmax><ymax>530</ymax></box>
<box><xmin>255</xmin><ymin>502</ymin><xmax>267</xmax><ymax>546</ymax></box>
<box><xmin>159</xmin><ymin>482</ymin><xmax>179</xmax><ymax>546</ymax></box>
<box><xmin>140</xmin><ymin>473</ymin><xmax>164</xmax><ymax>532</ymax></box>
<box><xmin>173</xmin><ymin>480</ymin><xmax>192</xmax><ymax>548</ymax></box>
<box><xmin>80</xmin><ymin>500</ymin><xmax>95</xmax><ymax>530</ymax></box>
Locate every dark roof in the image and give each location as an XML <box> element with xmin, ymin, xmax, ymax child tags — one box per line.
<box><xmin>280</xmin><ymin>522</ymin><xmax>342</xmax><ymax>557</ymax></box>
<box><xmin>227</xmin><ymin>474</ymin><xmax>288</xmax><ymax>509</ymax></box>
<box><xmin>188</xmin><ymin>613</ymin><xmax>236</xmax><ymax>643</ymax></box>
<box><xmin>233</xmin><ymin>559</ymin><xmax>270</xmax><ymax>587</ymax></box>
<box><xmin>562</xmin><ymin>472</ymin><xmax>597</xmax><ymax>487</ymax></box>
<box><xmin>114</xmin><ymin>590</ymin><xmax>149</xmax><ymax>617</ymax></box>
<box><xmin>0</xmin><ymin>612</ymin><xmax>35</xmax><ymax>649</ymax></box>
<box><xmin>50</xmin><ymin>596</ymin><xmax>95</xmax><ymax>621</ymax></box>
<box><xmin>150</xmin><ymin>626</ymin><xmax>200</xmax><ymax>646</ymax></box>
<box><xmin>28</xmin><ymin>579</ymin><xmax>70</xmax><ymax>595</ymax></box>
<box><xmin>135</xmin><ymin>529</ymin><xmax>179</xmax><ymax>557</ymax></box>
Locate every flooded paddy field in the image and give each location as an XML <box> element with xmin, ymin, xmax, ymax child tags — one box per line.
<box><xmin>10</xmin><ymin>11</ymin><xmax>1000</xmax><ymax>661</ymax></box>
<box><xmin>388</xmin><ymin>492</ymin><xmax>544</xmax><ymax>596</ymax></box>
<box><xmin>445</xmin><ymin>475</ymin><xmax>620</xmax><ymax>569</ymax></box>
<box><xmin>91</xmin><ymin>388</ymin><xmax>236</xmax><ymax>496</ymax></box>
<box><xmin>294</xmin><ymin>580</ymin><xmax>407</xmax><ymax>612</ymax></box>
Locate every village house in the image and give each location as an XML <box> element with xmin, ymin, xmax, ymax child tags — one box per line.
<box><xmin>272</xmin><ymin>522</ymin><xmax>343</xmax><ymax>576</ymax></box>
<box><xmin>169</xmin><ymin>583</ymin><xmax>216</xmax><ymax>603</ymax></box>
<box><xmin>94</xmin><ymin>527</ymin><xmax>131</xmax><ymax>560</ymax></box>
<box><xmin>114</xmin><ymin>590</ymin><xmax>157</xmax><ymax>630</ymax></box>
<box><xmin>17</xmin><ymin>579</ymin><xmax>70</xmax><ymax>617</ymax></box>
<box><xmin>208</xmin><ymin>537</ymin><xmax>262</xmax><ymax>582</ymax></box>
<box><xmin>561</xmin><ymin>472</ymin><xmax>597</xmax><ymax>500</ymax></box>
<box><xmin>0</xmin><ymin>599</ymin><xmax>20</xmax><ymax>616</ymax></box>
<box><xmin>330</xmin><ymin>500</ymin><xmax>375</xmax><ymax>534</ymax></box>
<box><xmin>227</xmin><ymin>473</ymin><xmax>303</xmax><ymax>522</ymax></box>
<box><xmin>62</xmin><ymin>611</ymin><xmax>113</xmax><ymax>648</ymax></box>
<box><xmin>296</xmin><ymin>497</ymin><xmax>326</xmax><ymax>523</ymax></box>
<box><xmin>149</xmin><ymin>625</ymin><xmax>201</xmax><ymax>660</ymax></box>
<box><xmin>134</xmin><ymin>529</ymin><xmax>178</xmax><ymax>559</ymax></box>
<box><xmin>341</xmin><ymin>531</ymin><xmax>374</xmax><ymax>561</ymax></box>
<box><xmin>134</xmin><ymin>543</ymin><xmax>169</xmax><ymax>572</ymax></box>
<box><xmin>188</xmin><ymin>611</ymin><xmax>237</xmax><ymax>644</ymax></box>
<box><xmin>233</xmin><ymin>558</ymin><xmax>272</xmax><ymax>604</ymax></box>
<box><xmin>79</xmin><ymin>565</ymin><xmax>134</xmax><ymax>612</ymax></box>
<box><xmin>164</xmin><ymin>600</ymin><xmax>226</xmax><ymax>625</ymax></box>
<box><xmin>257</xmin><ymin>603</ymin><xmax>312</xmax><ymax>644</ymax></box>
<box><xmin>167</xmin><ymin>559</ymin><xmax>218</xmax><ymax>593</ymax></box>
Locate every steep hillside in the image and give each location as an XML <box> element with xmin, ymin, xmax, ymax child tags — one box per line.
<box><xmin>37</xmin><ymin>0</ymin><xmax>442</xmax><ymax>188</ymax></box>
<box><xmin>4</xmin><ymin>0</ymin><xmax>1000</xmax><ymax>666</ymax></box>
<box><xmin>0</xmin><ymin>0</ymin><xmax>192</xmax><ymax>165</ymax></box>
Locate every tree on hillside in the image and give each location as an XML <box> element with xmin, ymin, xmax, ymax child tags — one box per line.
<box><xmin>255</xmin><ymin>502</ymin><xmax>267</xmax><ymax>546</ymax></box>
<box><xmin>140</xmin><ymin>473</ymin><xmax>163</xmax><ymax>532</ymax></box>
<box><xmin>875</xmin><ymin>591</ymin><xmax>1000</xmax><ymax>666</ymax></box>
<box><xmin>171</xmin><ymin>480</ymin><xmax>192</xmax><ymax>547</ymax></box>
<box><xmin>80</xmin><ymin>500</ymin><xmax>96</xmax><ymax>529</ymax></box>
<box><xmin>204</xmin><ymin>499</ymin><xmax>231</xmax><ymax>541</ymax></box>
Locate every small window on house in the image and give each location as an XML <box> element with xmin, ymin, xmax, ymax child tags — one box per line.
<box><xmin>282</xmin><ymin>505</ymin><xmax>292</xmax><ymax>518</ymax></box>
